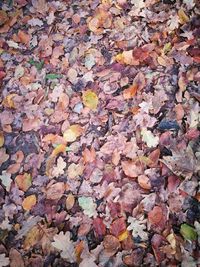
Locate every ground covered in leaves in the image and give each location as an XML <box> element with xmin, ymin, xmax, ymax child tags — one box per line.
<box><xmin>0</xmin><ymin>0</ymin><xmax>200</xmax><ymax>266</ymax></box>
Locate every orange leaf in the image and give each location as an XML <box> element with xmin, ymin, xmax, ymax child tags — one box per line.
<box><xmin>0</xmin><ymin>132</ymin><xmax>4</xmax><ymax>147</ymax></box>
<box><xmin>82</xmin><ymin>147</ymin><xmax>96</xmax><ymax>163</ymax></box>
<box><xmin>123</xmin><ymin>84</ymin><xmax>138</xmax><ymax>99</ymax></box>
<box><xmin>51</xmin><ymin>144</ymin><xmax>66</xmax><ymax>157</ymax></box>
<box><xmin>118</xmin><ymin>230</ymin><xmax>129</xmax><ymax>241</ymax></box>
<box><xmin>123</xmin><ymin>72</ymin><xmax>146</xmax><ymax>99</ymax></box>
<box><xmin>15</xmin><ymin>173</ymin><xmax>32</xmax><ymax>192</ymax></box>
<box><xmin>66</xmin><ymin>193</ymin><xmax>75</xmax><ymax>210</ymax></box>
<box><xmin>22</xmin><ymin>195</ymin><xmax>37</xmax><ymax>211</ymax></box>
<box><xmin>18</xmin><ymin>30</ymin><xmax>30</xmax><ymax>44</ymax></box>
<box><xmin>138</xmin><ymin>175</ymin><xmax>151</xmax><ymax>190</ymax></box>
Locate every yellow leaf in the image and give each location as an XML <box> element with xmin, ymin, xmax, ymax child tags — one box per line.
<box><xmin>118</xmin><ymin>230</ymin><xmax>129</xmax><ymax>241</ymax></box>
<box><xmin>23</xmin><ymin>225</ymin><xmax>42</xmax><ymax>250</ymax></box>
<box><xmin>82</xmin><ymin>90</ymin><xmax>98</xmax><ymax>110</ymax></box>
<box><xmin>22</xmin><ymin>195</ymin><xmax>37</xmax><ymax>211</ymax></box>
<box><xmin>51</xmin><ymin>144</ymin><xmax>66</xmax><ymax>157</ymax></box>
<box><xmin>0</xmin><ymin>132</ymin><xmax>4</xmax><ymax>147</ymax></box>
<box><xmin>178</xmin><ymin>9</ymin><xmax>189</xmax><ymax>24</ymax></box>
<box><xmin>2</xmin><ymin>94</ymin><xmax>17</xmax><ymax>109</ymax></box>
<box><xmin>63</xmin><ymin>125</ymin><xmax>83</xmax><ymax>142</ymax></box>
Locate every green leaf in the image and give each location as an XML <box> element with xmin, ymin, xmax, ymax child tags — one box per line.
<box><xmin>180</xmin><ymin>223</ymin><xmax>197</xmax><ymax>241</ymax></box>
<box><xmin>46</xmin><ymin>73</ymin><xmax>62</xmax><ymax>80</ymax></box>
<box><xmin>28</xmin><ymin>59</ymin><xmax>44</xmax><ymax>71</ymax></box>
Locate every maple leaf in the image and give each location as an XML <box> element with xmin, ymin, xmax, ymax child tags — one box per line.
<box><xmin>0</xmin><ymin>254</ymin><xmax>10</xmax><ymax>267</ymax></box>
<box><xmin>127</xmin><ymin>216</ymin><xmax>148</xmax><ymax>241</ymax></box>
<box><xmin>52</xmin><ymin>231</ymin><xmax>76</xmax><ymax>263</ymax></box>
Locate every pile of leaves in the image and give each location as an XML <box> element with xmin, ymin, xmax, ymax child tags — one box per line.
<box><xmin>0</xmin><ymin>0</ymin><xmax>200</xmax><ymax>266</ymax></box>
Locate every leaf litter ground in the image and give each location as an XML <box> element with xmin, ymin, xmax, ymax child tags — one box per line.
<box><xmin>0</xmin><ymin>0</ymin><xmax>200</xmax><ymax>266</ymax></box>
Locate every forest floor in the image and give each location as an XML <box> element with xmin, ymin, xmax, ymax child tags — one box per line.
<box><xmin>0</xmin><ymin>0</ymin><xmax>200</xmax><ymax>266</ymax></box>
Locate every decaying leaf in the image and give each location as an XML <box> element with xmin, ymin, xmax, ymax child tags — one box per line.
<box><xmin>78</xmin><ymin>197</ymin><xmax>97</xmax><ymax>218</ymax></box>
<box><xmin>141</xmin><ymin>128</ymin><xmax>159</xmax><ymax>148</ymax></box>
<box><xmin>52</xmin><ymin>231</ymin><xmax>76</xmax><ymax>262</ymax></box>
<box><xmin>127</xmin><ymin>216</ymin><xmax>148</xmax><ymax>241</ymax></box>
<box><xmin>0</xmin><ymin>171</ymin><xmax>12</xmax><ymax>192</ymax></box>
<box><xmin>0</xmin><ymin>254</ymin><xmax>10</xmax><ymax>267</ymax></box>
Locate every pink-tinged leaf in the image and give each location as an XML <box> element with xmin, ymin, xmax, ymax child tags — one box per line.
<box><xmin>93</xmin><ymin>218</ymin><xmax>106</xmax><ymax>238</ymax></box>
<box><xmin>110</xmin><ymin>217</ymin><xmax>126</xmax><ymax>237</ymax></box>
<box><xmin>122</xmin><ymin>160</ymin><xmax>143</xmax><ymax>178</ymax></box>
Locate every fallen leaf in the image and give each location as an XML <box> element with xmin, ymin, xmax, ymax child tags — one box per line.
<box><xmin>93</xmin><ymin>217</ymin><xmax>106</xmax><ymax>238</ymax></box>
<box><xmin>67</xmin><ymin>163</ymin><xmax>84</xmax><ymax>179</ymax></box>
<box><xmin>22</xmin><ymin>195</ymin><xmax>37</xmax><ymax>211</ymax></box>
<box><xmin>127</xmin><ymin>216</ymin><xmax>148</xmax><ymax>241</ymax></box>
<box><xmin>23</xmin><ymin>225</ymin><xmax>42</xmax><ymax>250</ymax></box>
<box><xmin>122</xmin><ymin>160</ymin><xmax>143</xmax><ymax>178</ymax></box>
<box><xmin>141</xmin><ymin>128</ymin><xmax>159</xmax><ymax>148</ymax></box>
<box><xmin>66</xmin><ymin>194</ymin><xmax>75</xmax><ymax>210</ymax></box>
<box><xmin>45</xmin><ymin>182</ymin><xmax>65</xmax><ymax>200</ymax></box>
<box><xmin>110</xmin><ymin>217</ymin><xmax>127</xmax><ymax>237</ymax></box>
<box><xmin>0</xmin><ymin>132</ymin><xmax>4</xmax><ymax>147</ymax></box>
<box><xmin>14</xmin><ymin>65</ymin><xmax>24</xmax><ymax>79</ymax></box>
<box><xmin>22</xmin><ymin>117</ymin><xmax>41</xmax><ymax>132</ymax></box>
<box><xmin>0</xmin><ymin>171</ymin><xmax>12</xmax><ymax>192</ymax></box>
<box><xmin>148</xmin><ymin>206</ymin><xmax>164</xmax><ymax>227</ymax></box>
<box><xmin>2</xmin><ymin>94</ymin><xmax>17</xmax><ymax>109</ymax></box>
<box><xmin>138</xmin><ymin>175</ymin><xmax>151</xmax><ymax>190</ymax></box>
<box><xmin>82</xmin><ymin>90</ymin><xmax>98</xmax><ymax>110</ymax></box>
<box><xmin>18</xmin><ymin>30</ymin><xmax>30</xmax><ymax>44</ymax></box>
<box><xmin>78</xmin><ymin>196</ymin><xmax>97</xmax><ymax>218</ymax></box>
<box><xmin>178</xmin><ymin>9</ymin><xmax>190</xmax><ymax>24</ymax></box>
<box><xmin>123</xmin><ymin>72</ymin><xmax>146</xmax><ymax>99</ymax></box>
<box><xmin>82</xmin><ymin>147</ymin><xmax>96</xmax><ymax>163</ymax></box>
<box><xmin>180</xmin><ymin>224</ymin><xmax>197</xmax><ymax>241</ymax></box>
<box><xmin>15</xmin><ymin>173</ymin><xmax>32</xmax><ymax>192</ymax></box>
<box><xmin>0</xmin><ymin>10</ymin><xmax>8</xmax><ymax>26</ymax></box>
<box><xmin>103</xmin><ymin>235</ymin><xmax>120</xmax><ymax>254</ymax></box>
<box><xmin>52</xmin><ymin>157</ymin><xmax>66</xmax><ymax>178</ymax></box>
<box><xmin>9</xmin><ymin>248</ymin><xmax>24</xmax><ymax>267</ymax></box>
<box><xmin>0</xmin><ymin>254</ymin><xmax>10</xmax><ymax>267</ymax></box>
<box><xmin>52</xmin><ymin>231</ymin><xmax>76</xmax><ymax>262</ymax></box>
<box><xmin>63</xmin><ymin>125</ymin><xmax>84</xmax><ymax>142</ymax></box>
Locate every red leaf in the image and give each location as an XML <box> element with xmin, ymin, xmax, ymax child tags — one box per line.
<box><xmin>93</xmin><ymin>218</ymin><xmax>106</xmax><ymax>238</ymax></box>
<box><xmin>110</xmin><ymin>217</ymin><xmax>126</xmax><ymax>237</ymax></box>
